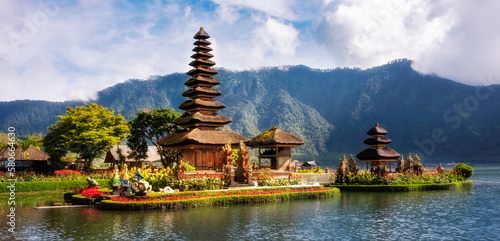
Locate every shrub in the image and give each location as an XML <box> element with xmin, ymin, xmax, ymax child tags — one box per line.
<box><xmin>452</xmin><ymin>163</ymin><xmax>474</xmax><ymax>179</ymax></box>
<box><xmin>185</xmin><ymin>163</ymin><xmax>196</xmax><ymax>171</ymax></box>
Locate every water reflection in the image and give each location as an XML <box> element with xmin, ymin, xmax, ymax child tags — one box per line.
<box><xmin>1</xmin><ymin>166</ymin><xmax>499</xmax><ymax>240</ymax></box>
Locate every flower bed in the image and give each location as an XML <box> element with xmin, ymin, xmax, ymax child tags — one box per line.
<box><xmin>76</xmin><ymin>187</ymin><xmax>107</xmax><ymax>198</ymax></box>
<box><xmin>330</xmin><ymin>181</ymin><xmax>473</xmax><ymax>192</ymax></box>
<box><xmin>54</xmin><ymin>169</ymin><xmax>82</xmax><ymax>177</ymax></box>
<box><xmin>127</xmin><ymin>167</ymin><xmax>226</xmax><ymax>191</ymax></box>
<box><xmin>99</xmin><ymin>187</ymin><xmax>340</xmax><ymax>211</ymax></box>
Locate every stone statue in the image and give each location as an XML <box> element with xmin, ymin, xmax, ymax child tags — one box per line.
<box><xmin>221</xmin><ymin>141</ymin><xmax>236</xmax><ymax>186</ymax></box>
<box><xmin>437</xmin><ymin>164</ymin><xmax>445</xmax><ymax>173</ymax></box>
<box><xmin>396</xmin><ymin>155</ymin><xmax>405</xmax><ymax>173</ymax></box>
<box><xmin>227</xmin><ymin>163</ymin><xmax>236</xmax><ymax>186</ymax></box>
<box><xmin>176</xmin><ymin>160</ymin><xmax>187</xmax><ymax>179</ymax></box>
<box><xmin>413</xmin><ymin>154</ymin><xmax>425</xmax><ymax>176</ymax></box>
<box><xmin>405</xmin><ymin>152</ymin><xmax>414</xmax><ymax>175</ymax></box>
<box><xmin>86</xmin><ymin>177</ymin><xmax>99</xmax><ymax>187</ymax></box>
<box><xmin>336</xmin><ymin>154</ymin><xmax>349</xmax><ymax>183</ymax></box>
<box><xmin>237</xmin><ymin>141</ymin><xmax>250</xmax><ymax>183</ymax></box>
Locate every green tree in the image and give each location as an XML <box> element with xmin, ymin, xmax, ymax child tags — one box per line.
<box><xmin>0</xmin><ymin>133</ymin><xmax>10</xmax><ymax>151</ymax></box>
<box><xmin>43</xmin><ymin>103</ymin><xmax>130</xmax><ymax>171</ymax></box>
<box><xmin>127</xmin><ymin>108</ymin><xmax>183</xmax><ymax>167</ymax></box>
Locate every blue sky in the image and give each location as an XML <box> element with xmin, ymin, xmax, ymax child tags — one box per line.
<box><xmin>1</xmin><ymin>0</ymin><xmax>499</xmax><ymax>101</ymax></box>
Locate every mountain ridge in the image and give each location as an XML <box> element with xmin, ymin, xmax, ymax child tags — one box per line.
<box><xmin>1</xmin><ymin>59</ymin><xmax>499</xmax><ymax>164</ymax></box>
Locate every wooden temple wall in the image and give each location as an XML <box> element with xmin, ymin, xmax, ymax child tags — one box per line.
<box><xmin>182</xmin><ymin>148</ymin><xmax>224</xmax><ymax>171</ymax></box>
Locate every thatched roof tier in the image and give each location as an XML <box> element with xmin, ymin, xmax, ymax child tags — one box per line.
<box><xmin>158</xmin><ymin>129</ymin><xmax>249</xmax><ymax>149</ymax></box>
<box><xmin>184</xmin><ymin>76</ymin><xmax>220</xmax><ymax>87</ymax></box>
<box><xmin>194</xmin><ymin>27</ymin><xmax>210</xmax><ymax>39</ymax></box>
<box><xmin>175</xmin><ymin>112</ymin><xmax>231</xmax><ymax>127</ymax></box>
<box><xmin>192</xmin><ymin>46</ymin><xmax>213</xmax><ymax>52</ymax></box>
<box><xmin>247</xmin><ymin>127</ymin><xmax>304</xmax><ymax>147</ymax></box>
<box><xmin>363</xmin><ymin>137</ymin><xmax>392</xmax><ymax>146</ymax></box>
<box><xmin>189</xmin><ymin>59</ymin><xmax>216</xmax><ymax>67</ymax></box>
<box><xmin>104</xmin><ymin>145</ymin><xmax>161</xmax><ymax>163</ymax></box>
<box><xmin>194</xmin><ymin>39</ymin><xmax>211</xmax><ymax>46</ymax></box>
<box><xmin>191</xmin><ymin>52</ymin><xmax>214</xmax><ymax>59</ymax></box>
<box><xmin>179</xmin><ymin>99</ymin><xmax>225</xmax><ymax>111</ymax></box>
<box><xmin>0</xmin><ymin>146</ymin><xmax>49</xmax><ymax>161</ymax></box>
<box><xmin>367</xmin><ymin>122</ymin><xmax>388</xmax><ymax>135</ymax></box>
<box><xmin>182</xmin><ymin>87</ymin><xmax>222</xmax><ymax>98</ymax></box>
<box><xmin>356</xmin><ymin>148</ymin><xmax>401</xmax><ymax>161</ymax></box>
<box><xmin>187</xmin><ymin>67</ymin><xmax>218</xmax><ymax>77</ymax></box>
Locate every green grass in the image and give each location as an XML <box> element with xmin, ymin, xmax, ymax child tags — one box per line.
<box><xmin>0</xmin><ymin>190</ymin><xmax>67</xmax><ymax>207</ymax></box>
<box><xmin>0</xmin><ymin>179</ymin><xmax>110</xmax><ymax>193</ymax></box>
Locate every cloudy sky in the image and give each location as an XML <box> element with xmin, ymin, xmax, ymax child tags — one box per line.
<box><xmin>1</xmin><ymin>0</ymin><xmax>498</xmax><ymax>101</ymax></box>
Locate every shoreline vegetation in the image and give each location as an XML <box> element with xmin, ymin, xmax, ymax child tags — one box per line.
<box><xmin>1</xmin><ymin>164</ymin><xmax>475</xmax><ymax>211</ymax></box>
<box><xmin>329</xmin><ymin>181</ymin><xmax>473</xmax><ymax>192</ymax></box>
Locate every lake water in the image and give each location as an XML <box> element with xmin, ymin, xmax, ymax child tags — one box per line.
<box><xmin>1</xmin><ymin>166</ymin><xmax>499</xmax><ymax>240</ymax></box>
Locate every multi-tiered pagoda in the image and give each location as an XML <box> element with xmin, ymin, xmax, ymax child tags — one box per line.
<box><xmin>158</xmin><ymin>28</ymin><xmax>248</xmax><ymax>171</ymax></box>
<box><xmin>356</xmin><ymin>122</ymin><xmax>401</xmax><ymax>175</ymax></box>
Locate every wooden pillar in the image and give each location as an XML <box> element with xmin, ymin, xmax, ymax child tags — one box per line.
<box><xmin>258</xmin><ymin>148</ymin><xmax>261</xmax><ymax>167</ymax></box>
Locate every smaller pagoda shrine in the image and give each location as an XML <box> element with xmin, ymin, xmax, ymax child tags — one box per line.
<box><xmin>356</xmin><ymin>122</ymin><xmax>401</xmax><ymax>175</ymax></box>
<box><xmin>246</xmin><ymin>126</ymin><xmax>304</xmax><ymax>170</ymax></box>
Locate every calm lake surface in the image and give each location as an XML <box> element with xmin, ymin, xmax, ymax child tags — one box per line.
<box><xmin>1</xmin><ymin>165</ymin><xmax>499</xmax><ymax>240</ymax></box>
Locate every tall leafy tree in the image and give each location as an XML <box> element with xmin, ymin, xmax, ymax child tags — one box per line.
<box><xmin>127</xmin><ymin>108</ymin><xmax>183</xmax><ymax>167</ymax></box>
<box><xmin>43</xmin><ymin>103</ymin><xmax>130</xmax><ymax>171</ymax></box>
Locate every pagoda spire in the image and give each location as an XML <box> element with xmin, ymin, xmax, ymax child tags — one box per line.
<box><xmin>176</xmin><ymin>27</ymin><xmax>231</xmax><ymax>130</ymax></box>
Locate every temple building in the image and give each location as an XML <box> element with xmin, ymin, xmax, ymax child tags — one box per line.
<box><xmin>158</xmin><ymin>28</ymin><xmax>248</xmax><ymax>171</ymax></box>
<box><xmin>356</xmin><ymin>122</ymin><xmax>401</xmax><ymax>175</ymax></box>
<box><xmin>247</xmin><ymin>126</ymin><xmax>304</xmax><ymax>170</ymax></box>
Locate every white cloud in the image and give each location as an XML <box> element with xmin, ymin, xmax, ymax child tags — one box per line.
<box><xmin>216</xmin><ymin>4</ymin><xmax>240</xmax><ymax>24</ymax></box>
<box><xmin>0</xmin><ymin>0</ymin><xmax>499</xmax><ymax>101</ymax></box>
<box><xmin>212</xmin><ymin>0</ymin><xmax>323</xmax><ymax>21</ymax></box>
<box><xmin>249</xmin><ymin>17</ymin><xmax>300</xmax><ymax>66</ymax></box>
<box><xmin>312</xmin><ymin>0</ymin><xmax>500</xmax><ymax>85</ymax></box>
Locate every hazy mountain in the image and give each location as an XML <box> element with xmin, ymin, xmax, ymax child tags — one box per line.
<box><xmin>1</xmin><ymin>59</ymin><xmax>499</xmax><ymax>164</ymax></box>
